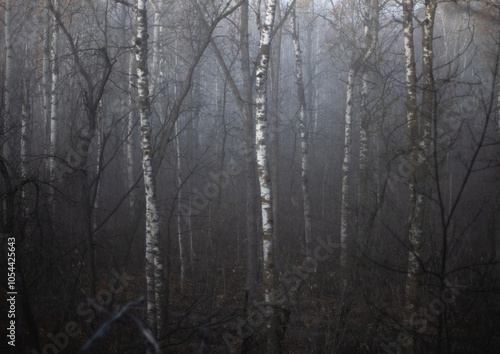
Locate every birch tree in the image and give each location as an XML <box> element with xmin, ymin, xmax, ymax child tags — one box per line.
<box><xmin>201</xmin><ymin>1</ymin><xmax>294</xmax><ymax>310</ymax></box>
<box><xmin>339</xmin><ymin>0</ymin><xmax>378</xmax><ymax>272</ymax></box>
<box><xmin>127</xmin><ymin>30</ymin><xmax>138</xmax><ymax>213</ymax></box>
<box><xmin>150</xmin><ymin>0</ymin><xmax>165</xmax><ymax>122</ymax></box>
<box><xmin>118</xmin><ymin>1</ymin><xmax>244</xmax><ymax>339</ymax></box>
<box><xmin>49</xmin><ymin>0</ymin><xmax>60</xmax><ymax>212</ymax></box>
<box><xmin>402</xmin><ymin>0</ymin><xmax>437</xmax><ymax>351</ymax></box>
<box><xmin>134</xmin><ymin>0</ymin><xmax>164</xmax><ymax>339</ymax></box>
<box><xmin>255</xmin><ymin>0</ymin><xmax>280</xmax><ymax>350</ymax></box>
<box><xmin>43</xmin><ymin>0</ymin><xmax>51</xmax><ymax>168</ymax></box>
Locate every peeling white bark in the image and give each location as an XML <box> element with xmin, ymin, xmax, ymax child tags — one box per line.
<box><xmin>340</xmin><ymin>67</ymin><xmax>355</xmax><ymax>269</ymax></box>
<box><xmin>256</xmin><ymin>0</ymin><xmax>276</xmax><ymax>297</ymax></box>
<box><xmin>136</xmin><ymin>0</ymin><xmax>163</xmax><ymax>339</ymax></box>
<box><xmin>255</xmin><ymin>0</ymin><xmax>278</xmax><ymax>350</ymax></box>
<box><xmin>402</xmin><ymin>0</ymin><xmax>419</xmax><ymax>338</ymax></box>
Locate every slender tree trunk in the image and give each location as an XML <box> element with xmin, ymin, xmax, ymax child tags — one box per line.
<box><xmin>186</xmin><ymin>102</ymin><xmax>198</xmax><ymax>272</ymax></box>
<box><xmin>3</xmin><ymin>0</ymin><xmax>12</xmax><ymax>159</ymax></box>
<box><xmin>340</xmin><ymin>67</ymin><xmax>356</xmax><ymax>271</ymax></box>
<box><xmin>357</xmin><ymin>0</ymin><xmax>379</xmax><ymax>274</ymax></box>
<box><xmin>291</xmin><ymin>5</ymin><xmax>312</xmax><ymax>259</ymax></box>
<box><xmin>172</xmin><ymin>35</ymin><xmax>185</xmax><ymax>294</ymax></box>
<box><xmin>255</xmin><ymin>0</ymin><xmax>279</xmax><ymax>351</ymax></box>
<box><xmin>175</xmin><ymin>120</ymin><xmax>185</xmax><ymax>292</ymax></box>
<box><xmin>93</xmin><ymin>103</ymin><xmax>105</xmax><ymax>231</ymax></box>
<box><xmin>150</xmin><ymin>0</ymin><xmax>164</xmax><ymax>116</ymax></box>
<box><xmin>358</xmin><ymin>69</ymin><xmax>370</xmax><ymax>256</ymax></box>
<box><xmin>127</xmin><ymin>40</ymin><xmax>137</xmax><ymax>212</ymax></box>
<box><xmin>49</xmin><ymin>0</ymin><xmax>60</xmax><ymax>216</ymax></box>
<box><xmin>49</xmin><ymin>0</ymin><xmax>116</xmax><ymax>300</ymax></box>
<box><xmin>187</xmin><ymin>79</ymin><xmax>200</xmax><ymax>272</ymax></box>
<box><xmin>305</xmin><ymin>2</ymin><xmax>316</xmax><ymax>143</ymax></box>
<box><xmin>208</xmin><ymin>80</ymin><xmax>228</xmax><ymax>299</ymax></box>
<box><xmin>21</xmin><ymin>79</ymin><xmax>30</xmax><ymax>204</ymax></box>
<box><xmin>340</xmin><ymin>0</ymin><xmax>378</xmax><ymax>273</ymax></box>
<box><xmin>43</xmin><ymin>0</ymin><xmax>51</xmax><ymax>158</ymax></box>
<box><xmin>20</xmin><ymin>83</ymin><xmax>31</xmax><ymax>354</ymax></box>
<box><xmin>188</xmin><ymin>177</ymin><xmax>195</xmax><ymax>269</ymax></box>
<box><xmin>240</xmin><ymin>1</ymin><xmax>259</xmax><ymax>307</ymax></box>
<box><xmin>497</xmin><ymin>65</ymin><xmax>500</xmax><ymax>276</ymax></box>
<box><xmin>193</xmin><ymin>0</ymin><xmax>262</xmax><ymax>311</ymax></box>
<box><xmin>128</xmin><ymin>1</ymin><xmax>243</xmax><ymax>337</ymax></box>
<box><xmin>403</xmin><ymin>0</ymin><xmax>436</xmax><ymax>352</ymax></box>
<box><xmin>336</xmin><ymin>1</ymin><xmax>378</xmax><ymax>347</ymax></box>
<box><xmin>269</xmin><ymin>0</ymin><xmax>282</xmax><ymax>274</ymax></box>
<box><xmin>136</xmin><ymin>0</ymin><xmax>164</xmax><ymax>340</ymax></box>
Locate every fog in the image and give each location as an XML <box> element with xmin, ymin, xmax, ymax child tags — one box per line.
<box><xmin>1</xmin><ymin>0</ymin><xmax>499</xmax><ymax>353</ymax></box>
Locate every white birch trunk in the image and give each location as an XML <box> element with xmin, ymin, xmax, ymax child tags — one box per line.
<box><xmin>255</xmin><ymin>0</ymin><xmax>279</xmax><ymax>350</ymax></box>
<box><xmin>136</xmin><ymin>0</ymin><xmax>163</xmax><ymax>339</ymax></box>
<box><xmin>340</xmin><ymin>67</ymin><xmax>355</xmax><ymax>270</ymax></box>
<box><xmin>357</xmin><ymin>69</ymin><xmax>370</xmax><ymax>264</ymax></box>
<box><xmin>291</xmin><ymin>6</ymin><xmax>312</xmax><ymax>259</ymax></box>
<box><xmin>340</xmin><ymin>0</ymin><xmax>378</xmax><ymax>271</ymax></box>
<box><xmin>49</xmin><ymin>0</ymin><xmax>60</xmax><ymax>215</ymax></box>
<box><xmin>403</xmin><ymin>0</ymin><xmax>436</xmax><ymax>351</ymax></box>
<box><xmin>358</xmin><ymin>70</ymin><xmax>369</xmax><ymax>203</ymax></box>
